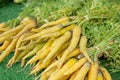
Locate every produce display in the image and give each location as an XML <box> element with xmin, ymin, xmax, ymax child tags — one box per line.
<box><xmin>0</xmin><ymin>0</ymin><xmax>120</xmax><ymax>80</ymax></box>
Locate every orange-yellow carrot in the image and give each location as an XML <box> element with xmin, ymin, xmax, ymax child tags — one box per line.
<box><xmin>0</xmin><ymin>40</ymin><xmax>10</xmax><ymax>51</ymax></box>
<box><xmin>97</xmin><ymin>71</ymin><xmax>104</xmax><ymax>80</ymax></box>
<box><xmin>88</xmin><ymin>63</ymin><xmax>99</xmax><ymax>80</ymax></box>
<box><xmin>79</xmin><ymin>36</ymin><xmax>93</xmax><ymax>63</ymax></box>
<box><xmin>64</xmin><ymin>57</ymin><xmax>87</xmax><ymax>75</ymax></box>
<box><xmin>73</xmin><ymin>62</ymin><xmax>90</xmax><ymax>80</ymax></box>
<box><xmin>38</xmin><ymin>17</ymin><xmax>69</xmax><ymax>30</ymax></box>
<box><xmin>48</xmin><ymin>58</ymin><xmax>77</xmax><ymax>80</ymax></box>
<box><xmin>100</xmin><ymin>66</ymin><xmax>112</xmax><ymax>80</ymax></box>
<box><xmin>0</xmin><ymin>38</ymin><xmax>18</xmax><ymax>62</ymax></box>
<box><xmin>58</xmin><ymin>26</ymin><xmax>81</xmax><ymax>68</ymax></box>
<box><xmin>43</xmin><ymin>31</ymin><xmax>72</xmax><ymax>64</ymax></box>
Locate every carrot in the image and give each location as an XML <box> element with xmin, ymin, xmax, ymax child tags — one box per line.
<box><xmin>12</xmin><ymin>33</ymin><xmax>27</xmax><ymax>62</ymax></box>
<box><xmin>17</xmin><ymin>39</ymin><xmax>34</xmax><ymax>50</ymax></box>
<box><xmin>38</xmin><ymin>17</ymin><xmax>69</xmax><ymax>30</ymax></box>
<box><xmin>0</xmin><ymin>40</ymin><xmax>11</xmax><ymax>51</ymax></box>
<box><xmin>0</xmin><ymin>24</ymin><xmax>25</xmax><ymax>42</ymax></box>
<box><xmin>97</xmin><ymin>71</ymin><xmax>104</xmax><ymax>80</ymax></box>
<box><xmin>48</xmin><ymin>58</ymin><xmax>77</xmax><ymax>80</ymax></box>
<box><xmin>73</xmin><ymin>62</ymin><xmax>90</xmax><ymax>80</ymax></box>
<box><xmin>59</xmin><ymin>24</ymin><xmax>75</xmax><ymax>34</ymax></box>
<box><xmin>0</xmin><ymin>23</ymin><xmax>6</xmax><ymax>28</ymax></box>
<box><xmin>67</xmin><ymin>48</ymin><xmax>81</xmax><ymax>59</ymax></box>
<box><xmin>100</xmin><ymin>66</ymin><xmax>112</xmax><ymax>80</ymax></box>
<box><xmin>30</xmin><ymin>59</ymin><xmax>52</xmax><ymax>74</ymax></box>
<box><xmin>69</xmin><ymin>70</ymin><xmax>79</xmax><ymax>80</ymax></box>
<box><xmin>36</xmin><ymin>39</ymin><xmax>54</xmax><ymax>55</ymax></box>
<box><xmin>21</xmin><ymin>43</ymin><xmax>45</xmax><ymax>66</ymax></box>
<box><xmin>58</xmin><ymin>26</ymin><xmax>81</xmax><ymax>67</ymax></box>
<box><xmin>0</xmin><ymin>38</ymin><xmax>18</xmax><ymax>62</ymax></box>
<box><xmin>32</xmin><ymin>60</ymin><xmax>43</xmax><ymax>70</ymax></box>
<box><xmin>0</xmin><ymin>24</ymin><xmax>25</xmax><ymax>37</ymax></box>
<box><xmin>21</xmin><ymin>17</ymin><xmax>36</xmax><ymax>25</ymax></box>
<box><xmin>0</xmin><ymin>27</ymin><xmax>10</xmax><ymax>32</ymax></box>
<box><xmin>64</xmin><ymin>57</ymin><xmax>87</xmax><ymax>75</ymax></box>
<box><xmin>27</xmin><ymin>47</ymin><xmax>50</xmax><ymax>65</ymax></box>
<box><xmin>23</xmin><ymin>24</ymin><xmax>64</xmax><ymax>41</ymax></box>
<box><xmin>40</xmin><ymin>67</ymin><xmax>57</xmax><ymax>80</ymax></box>
<box><xmin>54</xmin><ymin>42</ymin><xmax>69</xmax><ymax>59</ymax></box>
<box><xmin>30</xmin><ymin>24</ymin><xmax>75</xmax><ymax>43</ymax></box>
<box><xmin>43</xmin><ymin>60</ymin><xmax>58</xmax><ymax>73</ymax></box>
<box><xmin>79</xmin><ymin>36</ymin><xmax>93</xmax><ymax>63</ymax></box>
<box><xmin>58</xmin><ymin>75</ymin><xmax>71</xmax><ymax>80</ymax></box>
<box><xmin>88</xmin><ymin>63</ymin><xmax>99</xmax><ymax>80</ymax></box>
<box><xmin>15</xmin><ymin>45</ymin><xmax>35</xmax><ymax>61</ymax></box>
<box><xmin>14</xmin><ymin>22</ymin><xmax>36</xmax><ymax>38</ymax></box>
<box><xmin>43</xmin><ymin>31</ymin><xmax>72</xmax><ymax>64</ymax></box>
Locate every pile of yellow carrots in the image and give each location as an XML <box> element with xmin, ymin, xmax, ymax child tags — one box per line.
<box><xmin>0</xmin><ymin>17</ymin><xmax>112</xmax><ymax>80</ymax></box>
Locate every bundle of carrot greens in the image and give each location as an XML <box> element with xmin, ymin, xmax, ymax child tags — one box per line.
<box><xmin>0</xmin><ymin>0</ymin><xmax>120</xmax><ymax>80</ymax></box>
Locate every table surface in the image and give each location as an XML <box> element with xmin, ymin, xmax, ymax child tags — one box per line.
<box><xmin>0</xmin><ymin>2</ymin><xmax>119</xmax><ymax>80</ymax></box>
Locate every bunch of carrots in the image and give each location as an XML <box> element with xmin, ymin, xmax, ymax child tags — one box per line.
<box><xmin>0</xmin><ymin>17</ymin><xmax>111</xmax><ymax>80</ymax></box>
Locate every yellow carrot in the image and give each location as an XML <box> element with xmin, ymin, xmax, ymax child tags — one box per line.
<box><xmin>67</xmin><ymin>48</ymin><xmax>81</xmax><ymax>59</ymax></box>
<box><xmin>21</xmin><ymin>43</ymin><xmax>45</xmax><ymax>66</ymax></box>
<box><xmin>14</xmin><ymin>21</ymin><xmax>36</xmax><ymax>38</ymax></box>
<box><xmin>27</xmin><ymin>47</ymin><xmax>50</xmax><ymax>65</ymax></box>
<box><xmin>0</xmin><ymin>24</ymin><xmax>25</xmax><ymax>42</ymax></box>
<box><xmin>40</xmin><ymin>67</ymin><xmax>57</xmax><ymax>80</ymax></box>
<box><xmin>0</xmin><ymin>23</ymin><xmax>6</xmax><ymax>28</ymax></box>
<box><xmin>0</xmin><ymin>27</ymin><xmax>10</xmax><ymax>32</ymax></box>
<box><xmin>69</xmin><ymin>70</ymin><xmax>79</xmax><ymax>80</ymax></box>
<box><xmin>64</xmin><ymin>57</ymin><xmax>87</xmax><ymax>75</ymax></box>
<box><xmin>59</xmin><ymin>24</ymin><xmax>75</xmax><ymax>34</ymax></box>
<box><xmin>0</xmin><ymin>24</ymin><xmax>25</xmax><ymax>37</ymax></box>
<box><xmin>58</xmin><ymin>26</ymin><xmax>81</xmax><ymax>67</ymax></box>
<box><xmin>38</xmin><ymin>17</ymin><xmax>69</xmax><ymax>30</ymax></box>
<box><xmin>12</xmin><ymin>33</ymin><xmax>27</xmax><ymax>62</ymax></box>
<box><xmin>36</xmin><ymin>39</ymin><xmax>53</xmax><ymax>55</ymax></box>
<box><xmin>73</xmin><ymin>62</ymin><xmax>90</xmax><ymax>80</ymax></box>
<box><xmin>15</xmin><ymin>44</ymin><xmax>35</xmax><ymax>61</ymax></box>
<box><xmin>23</xmin><ymin>24</ymin><xmax>64</xmax><ymax>41</ymax></box>
<box><xmin>100</xmin><ymin>66</ymin><xmax>112</xmax><ymax>80</ymax></box>
<box><xmin>0</xmin><ymin>38</ymin><xmax>18</xmax><ymax>62</ymax></box>
<box><xmin>30</xmin><ymin>59</ymin><xmax>52</xmax><ymax>74</ymax></box>
<box><xmin>54</xmin><ymin>42</ymin><xmax>69</xmax><ymax>59</ymax></box>
<box><xmin>43</xmin><ymin>31</ymin><xmax>72</xmax><ymax>64</ymax></box>
<box><xmin>97</xmin><ymin>71</ymin><xmax>104</xmax><ymax>80</ymax></box>
<box><xmin>88</xmin><ymin>63</ymin><xmax>99</xmax><ymax>80</ymax></box>
<box><xmin>48</xmin><ymin>58</ymin><xmax>77</xmax><ymax>80</ymax></box>
<box><xmin>0</xmin><ymin>40</ymin><xmax>11</xmax><ymax>51</ymax></box>
<box><xmin>43</xmin><ymin>60</ymin><xmax>58</xmax><ymax>73</ymax></box>
<box><xmin>79</xmin><ymin>36</ymin><xmax>93</xmax><ymax>63</ymax></box>
<box><xmin>58</xmin><ymin>75</ymin><xmax>71</xmax><ymax>80</ymax></box>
